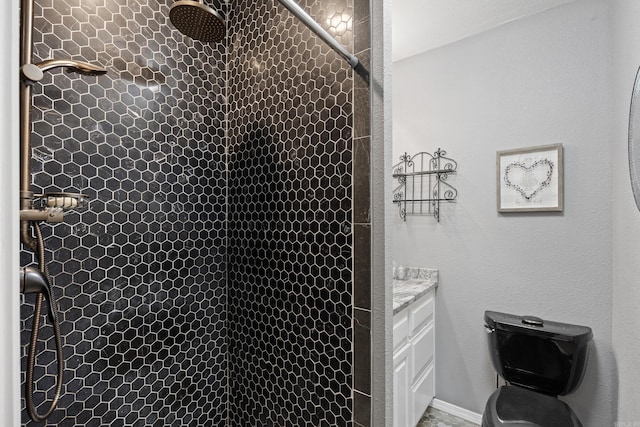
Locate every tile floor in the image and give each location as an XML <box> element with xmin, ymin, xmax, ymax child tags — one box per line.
<box><xmin>417</xmin><ymin>406</ymin><xmax>481</xmax><ymax>427</ymax></box>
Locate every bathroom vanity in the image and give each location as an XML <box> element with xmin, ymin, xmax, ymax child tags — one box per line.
<box><xmin>392</xmin><ymin>269</ymin><xmax>438</xmax><ymax>427</ymax></box>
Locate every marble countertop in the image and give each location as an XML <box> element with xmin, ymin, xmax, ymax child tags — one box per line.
<box><xmin>392</xmin><ymin>268</ymin><xmax>438</xmax><ymax>315</ymax></box>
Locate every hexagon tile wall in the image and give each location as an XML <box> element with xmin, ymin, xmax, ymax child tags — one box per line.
<box><xmin>23</xmin><ymin>0</ymin><xmax>227</xmax><ymax>425</ymax></box>
<box><xmin>227</xmin><ymin>0</ymin><xmax>354</xmax><ymax>424</ymax></box>
<box><xmin>20</xmin><ymin>0</ymin><xmax>371</xmax><ymax>425</ymax></box>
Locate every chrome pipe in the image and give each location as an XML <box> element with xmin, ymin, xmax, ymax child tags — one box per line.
<box><xmin>19</xmin><ymin>85</ymin><xmax>32</xmax><ymax>208</ymax></box>
<box><xmin>20</xmin><ymin>0</ymin><xmax>33</xmax><ymax>200</ymax></box>
<box><xmin>20</xmin><ymin>0</ymin><xmax>33</xmax><ymax>66</ymax></box>
<box><xmin>277</xmin><ymin>0</ymin><xmax>359</xmax><ymax>69</ymax></box>
<box><xmin>20</xmin><ymin>0</ymin><xmax>35</xmax><ymax>250</ymax></box>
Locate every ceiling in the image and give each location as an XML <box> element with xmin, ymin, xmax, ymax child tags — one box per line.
<box><xmin>392</xmin><ymin>0</ymin><xmax>576</xmax><ymax>62</ymax></box>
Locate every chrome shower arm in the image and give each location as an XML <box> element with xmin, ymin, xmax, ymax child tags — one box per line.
<box><xmin>34</xmin><ymin>59</ymin><xmax>108</xmax><ymax>75</ymax></box>
<box><xmin>277</xmin><ymin>0</ymin><xmax>359</xmax><ymax>69</ymax></box>
<box><xmin>21</xmin><ymin>59</ymin><xmax>108</xmax><ymax>83</ymax></box>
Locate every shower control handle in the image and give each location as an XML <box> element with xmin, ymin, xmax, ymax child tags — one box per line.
<box><xmin>20</xmin><ymin>266</ymin><xmax>49</xmax><ymax>294</ymax></box>
<box><xmin>20</xmin><ymin>266</ymin><xmax>56</xmax><ymax>323</ymax></box>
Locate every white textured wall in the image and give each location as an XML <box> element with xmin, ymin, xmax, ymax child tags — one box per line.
<box><xmin>392</xmin><ymin>1</ymin><xmax>615</xmax><ymax>425</ymax></box>
<box><xmin>611</xmin><ymin>0</ymin><xmax>640</xmax><ymax>422</ymax></box>
<box><xmin>392</xmin><ymin>0</ymin><xmax>575</xmax><ymax>61</ymax></box>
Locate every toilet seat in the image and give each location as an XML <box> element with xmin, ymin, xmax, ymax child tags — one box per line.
<box><xmin>482</xmin><ymin>386</ymin><xmax>582</xmax><ymax>427</ymax></box>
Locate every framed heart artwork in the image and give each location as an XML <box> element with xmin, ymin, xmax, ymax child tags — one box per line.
<box><xmin>496</xmin><ymin>144</ymin><xmax>563</xmax><ymax>212</ymax></box>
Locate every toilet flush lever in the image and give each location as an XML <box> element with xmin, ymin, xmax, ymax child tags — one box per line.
<box><xmin>522</xmin><ymin>316</ymin><xmax>544</xmax><ymax>327</ymax></box>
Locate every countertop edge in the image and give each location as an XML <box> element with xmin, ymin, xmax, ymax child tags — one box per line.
<box><xmin>392</xmin><ymin>269</ymin><xmax>439</xmax><ymax>315</ymax></box>
<box><xmin>393</xmin><ymin>282</ymin><xmax>437</xmax><ymax>315</ymax></box>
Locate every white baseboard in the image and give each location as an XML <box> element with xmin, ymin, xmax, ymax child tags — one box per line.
<box><xmin>430</xmin><ymin>398</ymin><xmax>483</xmax><ymax>425</ymax></box>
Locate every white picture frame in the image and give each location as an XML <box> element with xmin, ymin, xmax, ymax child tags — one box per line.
<box><xmin>497</xmin><ymin>144</ymin><xmax>563</xmax><ymax>212</ymax></box>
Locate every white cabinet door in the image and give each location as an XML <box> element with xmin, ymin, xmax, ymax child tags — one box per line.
<box><xmin>411</xmin><ymin>364</ymin><xmax>435</xmax><ymax>426</ymax></box>
<box><xmin>393</xmin><ymin>343</ymin><xmax>411</xmax><ymax>427</ymax></box>
<box><xmin>393</xmin><ymin>289</ymin><xmax>436</xmax><ymax>426</ymax></box>
<box><xmin>411</xmin><ymin>323</ymin><xmax>434</xmax><ymax>383</ymax></box>
<box><xmin>393</xmin><ymin>310</ymin><xmax>410</xmax><ymax>350</ymax></box>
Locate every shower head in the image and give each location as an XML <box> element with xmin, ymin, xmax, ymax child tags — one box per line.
<box><xmin>21</xmin><ymin>59</ymin><xmax>107</xmax><ymax>82</ymax></box>
<box><xmin>169</xmin><ymin>0</ymin><xmax>226</xmax><ymax>43</ymax></box>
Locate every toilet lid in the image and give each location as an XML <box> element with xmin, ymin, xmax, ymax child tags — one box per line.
<box><xmin>484</xmin><ymin>386</ymin><xmax>582</xmax><ymax>427</ymax></box>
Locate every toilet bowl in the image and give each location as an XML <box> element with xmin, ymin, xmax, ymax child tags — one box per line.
<box><xmin>482</xmin><ymin>385</ymin><xmax>582</xmax><ymax>427</ymax></box>
<box><xmin>482</xmin><ymin>311</ymin><xmax>592</xmax><ymax>427</ymax></box>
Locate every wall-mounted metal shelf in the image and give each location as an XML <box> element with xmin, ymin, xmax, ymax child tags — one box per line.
<box><xmin>392</xmin><ymin>149</ymin><xmax>458</xmax><ymax>221</ymax></box>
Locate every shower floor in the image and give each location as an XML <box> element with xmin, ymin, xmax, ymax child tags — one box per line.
<box><xmin>418</xmin><ymin>406</ymin><xmax>480</xmax><ymax>427</ymax></box>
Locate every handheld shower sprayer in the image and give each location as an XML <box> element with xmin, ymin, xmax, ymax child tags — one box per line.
<box><xmin>20</xmin><ymin>224</ymin><xmax>63</xmax><ymax>423</ymax></box>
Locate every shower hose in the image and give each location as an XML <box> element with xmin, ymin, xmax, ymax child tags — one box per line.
<box><xmin>25</xmin><ymin>222</ymin><xmax>63</xmax><ymax>422</ymax></box>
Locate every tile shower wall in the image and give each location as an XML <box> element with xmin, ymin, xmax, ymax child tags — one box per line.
<box><xmin>21</xmin><ymin>1</ymin><xmax>227</xmax><ymax>425</ymax></box>
<box><xmin>20</xmin><ymin>0</ymin><xmax>371</xmax><ymax>425</ymax></box>
<box><xmin>227</xmin><ymin>0</ymin><xmax>355</xmax><ymax>425</ymax></box>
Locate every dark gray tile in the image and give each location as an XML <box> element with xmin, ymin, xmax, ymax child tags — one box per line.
<box><xmin>353</xmin><ymin>137</ymin><xmax>371</xmax><ymax>223</ymax></box>
<box><xmin>355</xmin><ymin>48</ymin><xmax>371</xmax><ymax>90</ymax></box>
<box><xmin>354</xmin><ymin>85</ymin><xmax>371</xmax><ymax>138</ymax></box>
<box><xmin>354</xmin><ymin>308</ymin><xmax>371</xmax><ymax>394</ymax></box>
<box><xmin>354</xmin><ymin>390</ymin><xmax>371</xmax><ymax>427</ymax></box>
<box><xmin>354</xmin><ymin>0</ymin><xmax>370</xmax><ymax>23</ymax></box>
<box><xmin>353</xmin><ymin>223</ymin><xmax>371</xmax><ymax>309</ymax></box>
<box><xmin>355</xmin><ymin>17</ymin><xmax>371</xmax><ymax>55</ymax></box>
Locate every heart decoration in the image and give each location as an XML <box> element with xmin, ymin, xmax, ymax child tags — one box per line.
<box><xmin>504</xmin><ymin>159</ymin><xmax>554</xmax><ymax>200</ymax></box>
